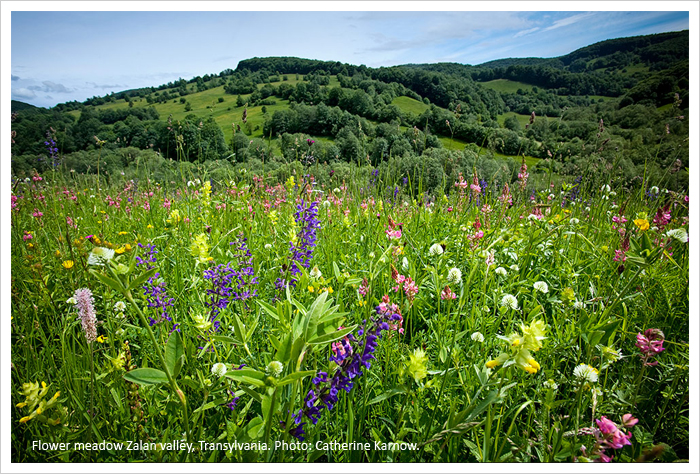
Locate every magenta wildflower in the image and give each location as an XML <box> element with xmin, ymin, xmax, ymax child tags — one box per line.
<box><xmin>518</xmin><ymin>157</ymin><xmax>529</xmax><ymax>191</ymax></box>
<box><xmin>73</xmin><ymin>288</ymin><xmax>98</xmax><ymax>344</ymax></box>
<box><xmin>635</xmin><ymin>328</ymin><xmax>665</xmax><ymax>366</ymax></box>
<box><xmin>440</xmin><ymin>286</ymin><xmax>457</xmax><ymax>300</ymax></box>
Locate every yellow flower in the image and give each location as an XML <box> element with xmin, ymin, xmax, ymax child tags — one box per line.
<box><xmin>327</xmin><ymin>286</ymin><xmax>334</xmax><ymax>294</ymax></box>
<box><xmin>190</xmin><ymin>233</ymin><xmax>211</xmax><ymax>264</ymax></box>
<box><xmin>96</xmin><ymin>335</ymin><xmax>107</xmax><ymax>343</ymax></box>
<box><xmin>486</xmin><ymin>353</ymin><xmax>509</xmax><ymax>369</ymax></box>
<box><xmin>118</xmin><ymin>231</ymin><xmax>128</xmax><ymax>235</ymax></box>
<box><xmin>115</xmin><ymin>247</ymin><xmax>125</xmax><ymax>254</ymax></box>
<box><xmin>124</xmin><ymin>243</ymin><xmax>132</xmax><ymax>251</ymax></box>
<box><xmin>308</xmin><ymin>286</ymin><xmax>315</xmax><ymax>293</ymax></box>
<box><xmin>27</xmin><ymin>243</ymin><xmax>34</xmax><ymax>249</ymax></box>
<box><xmin>55</xmin><ymin>250</ymin><xmax>61</xmax><ymax>257</ymax></box>
<box><xmin>62</xmin><ymin>260</ymin><xmax>74</xmax><ymax>269</ymax></box>
<box><xmin>93</xmin><ymin>237</ymin><xmax>101</xmax><ymax>244</ymax></box>
<box><xmin>601</xmin><ymin>245</ymin><xmax>608</xmax><ymax>252</ymax></box>
<box><xmin>147</xmin><ymin>225</ymin><xmax>153</xmax><ymax>229</ymax></box>
<box><xmin>634</xmin><ymin>218</ymin><xmax>650</xmax><ymax>231</ymax></box>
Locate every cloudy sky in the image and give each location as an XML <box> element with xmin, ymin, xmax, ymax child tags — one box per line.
<box><xmin>10</xmin><ymin>9</ymin><xmax>690</xmax><ymax>108</ymax></box>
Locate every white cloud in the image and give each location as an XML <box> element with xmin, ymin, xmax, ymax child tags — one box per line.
<box><xmin>542</xmin><ymin>12</ymin><xmax>596</xmax><ymax>32</ymax></box>
<box><xmin>514</xmin><ymin>27</ymin><xmax>540</xmax><ymax>38</ymax></box>
<box><xmin>12</xmin><ymin>88</ymin><xmax>37</xmax><ymax>100</ymax></box>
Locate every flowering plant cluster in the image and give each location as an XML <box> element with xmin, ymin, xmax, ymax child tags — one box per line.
<box><xmin>286</xmin><ymin>296</ymin><xmax>403</xmax><ymax>440</ymax></box>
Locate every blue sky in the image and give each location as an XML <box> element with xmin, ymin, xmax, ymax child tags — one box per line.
<box><xmin>10</xmin><ymin>10</ymin><xmax>690</xmax><ymax>108</ymax></box>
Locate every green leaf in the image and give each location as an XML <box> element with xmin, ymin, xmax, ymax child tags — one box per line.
<box><xmin>247</xmin><ymin>417</ymin><xmax>264</xmax><ymax>439</ymax></box>
<box><xmin>304</xmin><ymin>291</ymin><xmax>329</xmax><ymax>341</ymax></box>
<box><xmin>368</xmin><ymin>387</ymin><xmax>408</xmax><ymax>405</ymax></box>
<box><xmin>210</xmin><ymin>335</ymin><xmax>237</xmax><ymax>345</ymax></box>
<box><xmin>277</xmin><ymin>370</ymin><xmax>315</xmax><ymax>387</ymax></box>
<box><xmin>165</xmin><ymin>331</ymin><xmax>184</xmax><ymax>377</ymax></box>
<box><xmin>333</xmin><ymin>261</ymin><xmax>341</xmax><ymax>280</ymax></box>
<box><xmin>257</xmin><ymin>300</ymin><xmax>280</xmax><ymax>321</ymax></box>
<box><xmin>128</xmin><ymin>268</ymin><xmax>157</xmax><ymax>291</ymax></box>
<box><xmin>275</xmin><ymin>333</ymin><xmax>292</xmax><ymax>364</ymax></box>
<box><xmin>123</xmin><ymin>368</ymin><xmax>168</xmax><ymax>385</ymax></box>
<box><xmin>193</xmin><ymin>397</ymin><xmax>227</xmax><ymax>413</ymax></box>
<box><xmin>90</xmin><ymin>270</ymin><xmax>124</xmax><ymax>293</ymax></box>
<box><xmin>307</xmin><ymin>324</ymin><xmax>357</xmax><ymax>345</ymax></box>
<box><xmin>230</xmin><ymin>312</ymin><xmax>246</xmax><ymax>344</ymax></box>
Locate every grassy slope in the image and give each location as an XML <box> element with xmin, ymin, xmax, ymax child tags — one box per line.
<box><xmin>478</xmin><ymin>79</ymin><xmax>534</xmax><ymax>93</ymax></box>
<box><xmin>72</xmin><ymin>76</ymin><xmax>539</xmax><ymax>164</ymax></box>
<box><xmin>390</xmin><ymin>96</ymin><xmax>430</xmax><ymax>115</ymax></box>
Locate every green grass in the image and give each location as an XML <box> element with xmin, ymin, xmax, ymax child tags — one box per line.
<box><xmin>496</xmin><ymin>113</ymin><xmax>532</xmax><ymax>128</ymax></box>
<box><xmin>478</xmin><ymin>79</ymin><xmax>535</xmax><ymax>93</ymax></box>
<box><xmin>391</xmin><ymin>96</ymin><xmax>430</xmax><ymax>115</ymax></box>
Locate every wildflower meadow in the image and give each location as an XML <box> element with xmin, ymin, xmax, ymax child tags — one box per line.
<box><xmin>9</xmin><ymin>153</ymin><xmax>690</xmax><ymax>464</ymax></box>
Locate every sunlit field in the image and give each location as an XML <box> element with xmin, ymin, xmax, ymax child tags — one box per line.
<box><xmin>10</xmin><ymin>156</ymin><xmax>689</xmax><ymax>463</ymax></box>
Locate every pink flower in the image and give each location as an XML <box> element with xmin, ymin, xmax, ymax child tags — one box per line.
<box><xmin>403</xmin><ymin>278</ymin><xmax>418</xmax><ymax>302</ymax></box>
<box><xmin>23</xmin><ymin>231</ymin><xmax>33</xmax><ymax>241</ymax></box>
<box><xmin>613</xmin><ymin>249</ymin><xmax>627</xmax><ymax>262</ymax></box>
<box><xmin>440</xmin><ymin>286</ymin><xmax>457</xmax><ymax>300</ymax></box>
<box><xmin>32</xmin><ymin>209</ymin><xmax>43</xmax><ymax>218</ymax></box>
<box><xmin>635</xmin><ymin>328</ymin><xmax>665</xmax><ymax>366</ymax></box>
<box><xmin>386</xmin><ymin>229</ymin><xmax>402</xmax><ymax>240</ymax></box>
<box><xmin>73</xmin><ymin>288</ymin><xmax>97</xmax><ymax>344</ymax></box>
<box><xmin>621</xmin><ymin>414</ymin><xmax>638</xmax><ymax>428</ymax></box>
<box><xmin>358</xmin><ymin>278</ymin><xmax>369</xmax><ymax>297</ymax></box>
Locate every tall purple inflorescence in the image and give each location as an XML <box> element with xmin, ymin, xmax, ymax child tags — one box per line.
<box><xmin>279</xmin><ymin>199</ymin><xmax>320</xmax><ymax>289</ymax></box>
<box><xmin>285</xmin><ymin>298</ymin><xmax>402</xmax><ymax>441</ymax></box>
<box><xmin>203</xmin><ymin>232</ymin><xmax>258</xmax><ymax>331</ymax></box>
<box><xmin>136</xmin><ymin>243</ymin><xmax>175</xmax><ymax>327</ymax></box>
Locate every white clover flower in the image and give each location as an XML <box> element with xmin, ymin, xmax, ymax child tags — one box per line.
<box><xmin>369</xmin><ymin>252</ymin><xmax>375</xmax><ymax>259</ymax></box>
<box><xmin>114</xmin><ymin>301</ymin><xmax>126</xmax><ymax>312</ymax></box>
<box><xmin>533</xmin><ymin>281</ymin><xmax>549</xmax><ymax>293</ymax></box>
<box><xmin>543</xmin><ymin>379</ymin><xmax>559</xmax><ymax>390</ymax></box>
<box><xmin>548</xmin><ymin>193</ymin><xmax>555</xmax><ymax>200</ymax></box>
<box><xmin>494</xmin><ymin>266</ymin><xmax>507</xmax><ymax>277</ymax></box>
<box><xmin>609</xmin><ymin>191</ymin><xmax>617</xmax><ymax>197</ymax></box>
<box><xmin>66</xmin><ymin>297</ymin><xmax>77</xmax><ymax>305</ymax></box>
<box><xmin>87</xmin><ymin>253</ymin><xmax>105</xmax><ymax>266</ymax></box>
<box><xmin>601</xmin><ymin>184</ymin><xmax>610</xmax><ymax>193</ymax></box>
<box><xmin>570</xmin><ymin>218</ymin><xmax>579</xmax><ymax>225</ymax></box>
<box><xmin>322</xmin><ymin>200</ymin><xmax>331</xmax><ymax>208</ymax></box>
<box><xmin>333</xmin><ymin>188</ymin><xmax>341</xmax><ymax>194</ymax></box>
<box><xmin>211</xmin><ymin>362</ymin><xmax>227</xmax><ymax>378</ymax></box>
<box><xmin>428</xmin><ymin>243</ymin><xmax>444</xmax><ymax>256</ymax></box>
<box><xmin>266</xmin><ymin>360</ymin><xmax>284</xmax><ymax>377</ymax></box>
<box><xmin>310</xmin><ymin>266</ymin><xmax>322</xmax><ymax>279</ymax></box>
<box><xmin>92</xmin><ymin>247</ymin><xmax>115</xmax><ymax>261</ymax></box>
<box><xmin>650</xmin><ymin>186</ymin><xmax>659</xmax><ymax>194</ymax></box>
<box><xmin>573</xmin><ymin>364</ymin><xmax>599</xmax><ymax>383</ymax></box>
<box><xmin>471</xmin><ymin>332</ymin><xmax>484</xmax><ymax>343</ymax></box>
<box><xmin>666</xmin><ymin>228</ymin><xmax>688</xmax><ymax>243</ymax></box>
<box><xmin>447</xmin><ymin>267</ymin><xmax>462</xmax><ymax>284</ymax></box>
<box><xmin>573</xmin><ymin>300</ymin><xmax>585</xmax><ymax>309</ymax></box>
<box><xmin>501</xmin><ymin>294</ymin><xmax>519</xmax><ymax>310</ymax></box>
<box><xmin>402</xmin><ymin>257</ymin><xmax>409</xmax><ymax>271</ymax></box>
<box><xmin>264</xmin><ymin>243</ymin><xmax>272</xmax><ymax>249</ymax></box>
<box><xmin>509</xmin><ymin>264</ymin><xmax>520</xmax><ymax>272</ymax></box>
<box><xmin>187</xmin><ymin>180</ymin><xmax>195</xmax><ymax>187</ymax></box>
